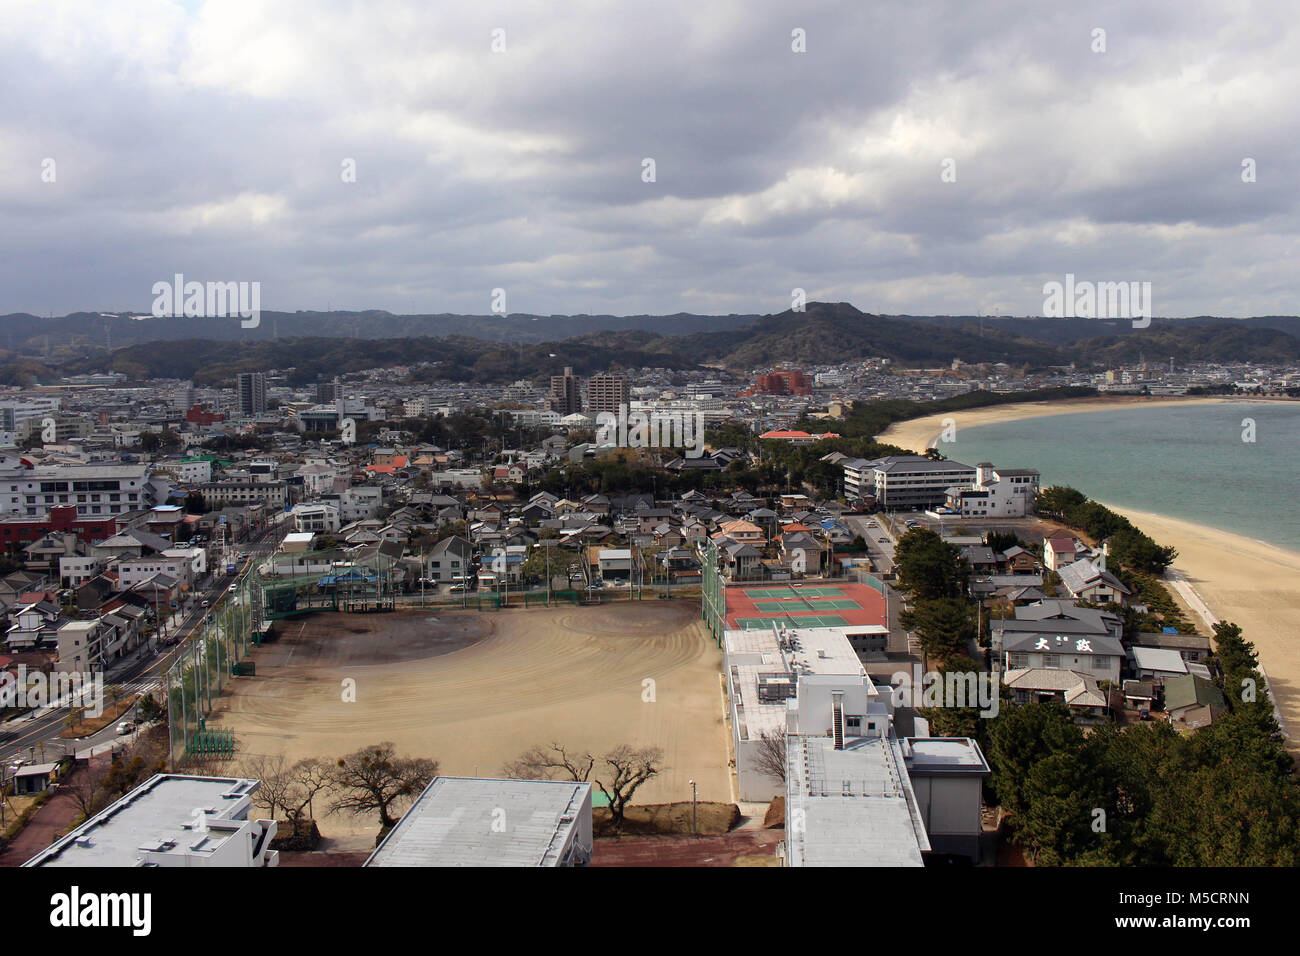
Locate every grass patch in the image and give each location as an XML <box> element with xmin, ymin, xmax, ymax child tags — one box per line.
<box><xmin>594</xmin><ymin>801</ymin><xmax>739</xmax><ymax>837</ymax></box>
<box><xmin>58</xmin><ymin>696</ymin><xmax>138</xmax><ymax>738</ymax></box>
<box><xmin>1</xmin><ymin>789</ymin><xmax>52</xmax><ymax>844</ymax></box>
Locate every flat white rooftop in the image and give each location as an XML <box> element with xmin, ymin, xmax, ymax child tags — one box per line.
<box><xmin>726</xmin><ymin>625</ymin><xmax>869</xmax><ymax>743</ymax></box>
<box><xmin>786</xmin><ymin>735</ymin><xmax>929</xmax><ymax>867</ymax></box>
<box><xmin>905</xmin><ymin>737</ymin><xmax>990</xmax><ymax>773</ymax></box>
<box><xmin>725</xmin><ymin>625</ymin><xmax>865</xmax><ymax>677</ymax></box>
<box><xmin>24</xmin><ymin>774</ymin><xmax>260</xmax><ymax>867</ymax></box>
<box><xmin>366</xmin><ymin>777</ymin><xmax>592</xmax><ymax>867</ymax></box>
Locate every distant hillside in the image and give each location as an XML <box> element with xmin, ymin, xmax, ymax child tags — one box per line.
<box><xmin>50</xmin><ymin>331</ymin><xmax>717</xmax><ymax>387</ymax></box>
<box><xmin>1069</xmin><ymin>322</ymin><xmax>1300</xmax><ymax>364</ymax></box>
<box><xmin>689</xmin><ymin>302</ymin><xmax>1064</xmax><ymax>368</ymax></box>
<box><xmin>3</xmin><ymin>301</ymin><xmax>1299</xmax><ymax>386</ymax></box>
<box><xmin>907</xmin><ymin>313</ymin><xmax>1300</xmax><ymax>347</ymax></box>
<box><xmin>0</xmin><ymin>309</ymin><xmax>760</xmax><ymax>355</ymax></box>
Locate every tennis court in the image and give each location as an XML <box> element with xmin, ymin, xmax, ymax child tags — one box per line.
<box><xmin>744</xmin><ymin>586</ymin><xmax>845</xmax><ymax>599</ymax></box>
<box><xmin>723</xmin><ymin>580</ymin><xmax>888</xmax><ymax>633</ymax></box>
<box><xmin>735</xmin><ymin>613</ymin><xmax>850</xmax><ymax>629</ymax></box>
<box><xmin>753</xmin><ymin>598</ymin><xmax>860</xmax><ymax>612</ymax></box>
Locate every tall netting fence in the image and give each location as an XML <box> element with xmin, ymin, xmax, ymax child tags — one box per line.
<box><xmin>701</xmin><ymin>540</ymin><xmax>726</xmax><ymax>646</ymax></box>
<box><xmin>165</xmin><ymin>563</ymin><xmax>262</xmax><ymax>766</ymax></box>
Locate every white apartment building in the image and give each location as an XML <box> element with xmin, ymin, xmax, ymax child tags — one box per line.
<box><xmin>115</xmin><ymin>554</ymin><xmax>194</xmax><ymax>590</ymax></box>
<box><xmin>505</xmin><ymin>409</ymin><xmax>563</xmax><ymax>426</ymax></box>
<box><xmin>292</xmin><ymin>501</ymin><xmax>341</xmax><ymax>534</ymax></box>
<box><xmin>55</xmin><ymin>619</ymin><xmax>103</xmax><ymax>673</ymax></box>
<box><xmin>0</xmin><ymin>397</ymin><xmax>61</xmax><ymax>434</ymax></box>
<box><xmin>0</xmin><ymin>463</ymin><xmax>162</xmax><ymax>518</ymax></box>
<box><xmin>296</xmin><ymin>461</ymin><xmax>338</xmax><ymax>495</ymax></box>
<box><xmin>841</xmin><ymin>455</ymin><xmax>978</xmax><ymax>509</ymax></box>
<box><xmin>197</xmin><ymin>476</ymin><xmax>288</xmax><ymax>510</ymax></box>
<box><xmin>58</xmin><ymin>553</ymin><xmax>102</xmax><ymax>587</ymax></box>
<box><xmin>178</xmin><ymin>458</ymin><xmax>213</xmax><ymax>483</ymax></box>
<box><xmin>162</xmin><ymin>546</ymin><xmax>207</xmax><ymax>576</ymax></box>
<box><xmin>25</xmin><ymin>774</ymin><xmax>279</xmax><ymax>867</ymax></box>
<box><xmin>943</xmin><ymin>463</ymin><xmax>1041</xmax><ymax>518</ymax></box>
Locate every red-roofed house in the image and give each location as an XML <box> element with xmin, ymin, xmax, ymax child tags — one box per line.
<box><xmin>1044</xmin><ymin>537</ymin><xmax>1078</xmax><ymax>572</ymax></box>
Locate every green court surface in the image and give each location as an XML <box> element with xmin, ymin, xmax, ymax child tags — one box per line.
<box><xmin>742</xmin><ymin>586</ymin><xmax>845</xmax><ymax>599</ymax></box>
<box><xmin>753</xmin><ymin>598</ymin><xmax>859</xmax><ymax>612</ymax></box>
<box><xmin>735</xmin><ymin>614</ymin><xmax>850</xmax><ymax>629</ymax></box>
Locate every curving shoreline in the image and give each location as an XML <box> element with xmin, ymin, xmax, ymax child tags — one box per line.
<box><xmin>877</xmin><ymin>395</ymin><xmax>1232</xmax><ymax>451</ymax></box>
<box><xmin>877</xmin><ymin>396</ymin><xmax>1300</xmax><ymax>748</ymax></box>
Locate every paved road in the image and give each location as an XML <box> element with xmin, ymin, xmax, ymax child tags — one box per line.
<box><xmin>0</xmin><ymin>522</ymin><xmax>286</xmax><ymax>769</ymax></box>
<box><xmin>844</xmin><ymin>513</ymin><xmax>897</xmax><ymax>575</ymax></box>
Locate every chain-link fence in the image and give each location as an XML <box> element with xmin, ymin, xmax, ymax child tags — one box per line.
<box><xmin>164</xmin><ymin>565</ymin><xmax>261</xmax><ymax>766</ymax></box>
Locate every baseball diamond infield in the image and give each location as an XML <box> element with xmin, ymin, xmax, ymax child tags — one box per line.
<box><xmin>209</xmin><ymin>599</ymin><xmax>729</xmax><ymax>835</ymax></box>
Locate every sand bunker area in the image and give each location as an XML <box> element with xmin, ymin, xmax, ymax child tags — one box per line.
<box><xmin>210</xmin><ymin>601</ymin><xmax>729</xmax><ymax>833</ymax></box>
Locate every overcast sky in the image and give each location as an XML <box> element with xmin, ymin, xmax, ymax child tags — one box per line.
<box><xmin>1</xmin><ymin>0</ymin><xmax>1297</xmax><ymax>320</ymax></box>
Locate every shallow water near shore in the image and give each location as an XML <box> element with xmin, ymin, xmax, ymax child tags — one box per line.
<box><xmin>936</xmin><ymin>400</ymin><xmax>1300</xmax><ymax>552</ymax></box>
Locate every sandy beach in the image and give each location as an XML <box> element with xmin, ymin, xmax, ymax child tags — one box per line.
<box><xmin>879</xmin><ymin>397</ymin><xmax>1300</xmax><ymax>747</ymax></box>
<box><xmin>878</xmin><ymin>395</ymin><xmax>1229</xmax><ymax>452</ymax></box>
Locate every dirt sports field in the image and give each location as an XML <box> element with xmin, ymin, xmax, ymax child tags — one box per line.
<box><xmin>211</xmin><ymin>600</ymin><xmax>728</xmax><ymax>835</ymax></box>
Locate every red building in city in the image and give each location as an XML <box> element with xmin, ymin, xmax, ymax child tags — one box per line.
<box><xmin>742</xmin><ymin>368</ymin><xmax>813</xmax><ymax>396</ymax></box>
<box><xmin>185</xmin><ymin>405</ymin><xmax>225</xmax><ymax>426</ymax></box>
<box><xmin>0</xmin><ymin>506</ymin><xmax>120</xmax><ymax>552</ymax></box>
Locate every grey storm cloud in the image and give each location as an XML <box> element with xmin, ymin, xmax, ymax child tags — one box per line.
<box><xmin>0</xmin><ymin>0</ymin><xmax>1297</xmax><ymax>320</ymax></box>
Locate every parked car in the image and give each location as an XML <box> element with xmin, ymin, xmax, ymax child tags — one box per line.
<box><xmin>115</xmin><ymin>721</ymin><xmax>136</xmax><ymax>736</ymax></box>
<box><xmin>200</xmin><ymin>599</ymin><xmax>210</xmax><ymax>608</ymax></box>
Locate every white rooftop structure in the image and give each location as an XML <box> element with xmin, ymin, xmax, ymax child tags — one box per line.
<box><xmin>366</xmin><ymin>777</ymin><xmax>593</xmax><ymax>867</ymax></box>
<box><xmin>785</xmin><ymin>734</ymin><xmax>930</xmax><ymax>867</ymax></box>
<box><xmin>904</xmin><ymin>737</ymin><xmax>989</xmax><ymax>772</ymax></box>
<box><xmin>24</xmin><ymin>774</ymin><xmax>277</xmax><ymax>868</ymax></box>
<box><xmin>726</xmin><ymin>623</ymin><xmax>886</xmax><ymax>756</ymax></box>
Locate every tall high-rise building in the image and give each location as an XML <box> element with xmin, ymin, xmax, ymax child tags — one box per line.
<box><xmin>316</xmin><ymin>377</ymin><xmax>344</xmax><ymax>405</ymax></box>
<box><xmin>547</xmin><ymin>366</ymin><xmax>581</xmax><ymax>415</ymax></box>
<box><xmin>586</xmin><ymin>371</ymin><xmax>629</xmax><ymax>415</ymax></box>
<box><xmin>237</xmin><ymin>372</ymin><xmax>267</xmax><ymax>417</ymax></box>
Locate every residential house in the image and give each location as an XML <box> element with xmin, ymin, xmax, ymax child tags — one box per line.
<box><xmin>1043</xmin><ymin>537</ymin><xmax>1078</xmax><ymax>572</ymax></box>
<box><xmin>1165</xmin><ymin>675</ymin><xmax>1227</xmax><ymax>729</ymax></box>
<box><xmin>1056</xmin><ymin>556</ymin><xmax>1132</xmax><ymax>606</ymax></box>
<box><xmin>425</xmin><ymin>535</ymin><xmax>474</xmax><ymax>584</ymax></box>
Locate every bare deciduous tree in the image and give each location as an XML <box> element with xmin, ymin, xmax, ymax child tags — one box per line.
<box><xmin>595</xmin><ymin>745</ymin><xmax>664</xmax><ymax>827</ymax></box>
<box><xmin>63</xmin><ymin>758</ymin><xmax>112</xmax><ymax>819</ymax></box>
<box><xmin>503</xmin><ymin>742</ymin><xmax>595</xmax><ymax>782</ymax></box>
<box><xmin>504</xmin><ymin>742</ymin><xmax>665</xmax><ymax>827</ymax></box>
<box><xmin>242</xmin><ymin>754</ymin><xmax>332</xmax><ymax>822</ymax></box>
<box><xmin>754</xmin><ymin>729</ymin><xmax>787</xmax><ymax>783</ymax></box>
<box><xmin>326</xmin><ymin>742</ymin><xmax>438</xmax><ymax>828</ymax></box>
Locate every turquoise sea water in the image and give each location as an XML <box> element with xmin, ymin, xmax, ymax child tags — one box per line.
<box><xmin>940</xmin><ymin>401</ymin><xmax>1300</xmax><ymax>551</ymax></box>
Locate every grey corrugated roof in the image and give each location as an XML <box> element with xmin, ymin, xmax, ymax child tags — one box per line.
<box><xmin>365</xmin><ymin>777</ymin><xmax>591</xmax><ymax>867</ymax></box>
<box><xmin>785</xmin><ymin>735</ymin><xmax>928</xmax><ymax>867</ymax></box>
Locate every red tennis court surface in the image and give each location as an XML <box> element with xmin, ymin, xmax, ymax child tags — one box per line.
<box><xmin>723</xmin><ymin>581</ymin><xmax>888</xmax><ymax>631</ymax></box>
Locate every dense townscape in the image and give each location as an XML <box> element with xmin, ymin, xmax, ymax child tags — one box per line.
<box><xmin>0</xmin><ymin>350</ymin><xmax>1293</xmax><ymax>874</ymax></box>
